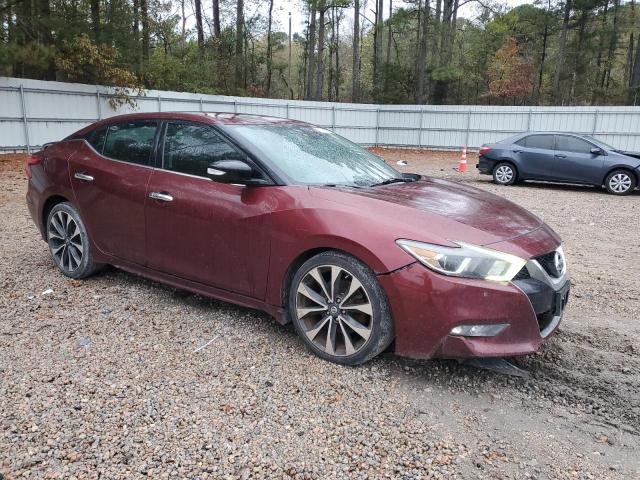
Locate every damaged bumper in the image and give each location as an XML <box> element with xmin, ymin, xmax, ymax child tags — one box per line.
<box><xmin>378</xmin><ymin>256</ymin><xmax>569</xmax><ymax>359</ymax></box>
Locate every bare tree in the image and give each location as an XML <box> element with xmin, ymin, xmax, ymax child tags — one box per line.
<box><xmin>536</xmin><ymin>0</ymin><xmax>551</xmax><ymax>104</ymax></box>
<box><xmin>328</xmin><ymin>7</ymin><xmax>336</xmax><ymax>100</ymax></box>
<box><xmin>630</xmin><ymin>35</ymin><xmax>640</xmax><ymax>103</ymax></box>
<box><xmin>195</xmin><ymin>0</ymin><xmax>204</xmax><ymax>49</ymax></box>
<box><xmin>372</xmin><ymin>0</ymin><xmax>383</xmax><ymax>92</ymax></box>
<box><xmin>603</xmin><ymin>0</ymin><xmax>620</xmax><ymax>90</ymax></box>
<box><xmin>141</xmin><ymin>0</ymin><xmax>149</xmax><ymax>63</ymax></box>
<box><xmin>235</xmin><ymin>0</ymin><xmax>244</xmax><ymax>88</ymax></box>
<box><xmin>212</xmin><ymin>0</ymin><xmax>221</xmax><ymax>37</ymax></box>
<box><xmin>624</xmin><ymin>0</ymin><xmax>635</xmax><ymax>88</ymax></box>
<box><xmin>266</xmin><ymin>0</ymin><xmax>274</xmax><ymax>94</ymax></box>
<box><xmin>316</xmin><ymin>1</ymin><xmax>328</xmax><ymax>100</ymax></box>
<box><xmin>386</xmin><ymin>0</ymin><xmax>392</xmax><ymax>65</ymax></box>
<box><xmin>552</xmin><ymin>0</ymin><xmax>571</xmax><ymax>104</ymax></box>
<box><xmin>416</xmin><ymin>0</ymin><xmax>430</xmax><ymax>103</ymax></box>
<box><xmin>90</xmin><ymin>0</ymin><xmax>100</xmax><ymax>42</ymax></box>
<box><xmin>335</xmin><ymin>7</ymin><xmax>341</xmax><ymax>101</ymax></box>
<box><xmin>352</xmin><ymin>0</ymin><xmax>360</xmax><ymax>101</ymax></box>
<box><xmin>306</xmin><ymin>3</ymin><xmax>317</xmax><ymax>100</ymax></box>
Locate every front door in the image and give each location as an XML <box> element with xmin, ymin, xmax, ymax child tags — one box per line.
<box><xmin>68</xmin><ymin>120</ymin><xmax>159</xmax><ymax>265</ymax></box>
<box><xmin>145</xmin><ymin>121</ymin><xmax>272</xmax><ymax>298</ymax></box>
<box><xmin>553</xmin><ymin>135</ymin><xmax>605</xmax><ymax>184</ymax></box>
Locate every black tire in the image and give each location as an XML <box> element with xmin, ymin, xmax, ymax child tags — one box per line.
<box><xmin>46</xmin><ymin>202</ymin><xmax>99</xmax><ymax>279</ymax></box>
<box><xmin>492</xmin><ymin>162</ymin><xmax>518</xmax><ymax>186</ymax></box>
<box><xmin>604</xmin><ymin>169</ymin><xmax>636</xmax><ymax>196</ymax></box>
<box><xmin>288</xmin><ymin>251</ymin><xmax>394</xmax><ymax>366</ymax></box>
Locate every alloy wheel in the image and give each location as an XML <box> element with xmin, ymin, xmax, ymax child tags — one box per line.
<box><xmin>609</xmin><ymin>173</ymin><xmax>632</xmax><ymax>194</ymax></box>
<box><xmin>48</xmin><ymin>210</ymin><xmax>84</xmax><ymax>272</ymax></box>
<box><xmin>495</xmin><ymin>165</ymin><xmax>514</xmax><ymax>183</ymax></box>
<box><xmin>295</xmin><ymin>265</ymin><xmax>373</xmax><ymax>357</ymax></box>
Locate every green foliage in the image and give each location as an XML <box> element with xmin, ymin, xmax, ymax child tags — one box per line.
<box><xmin>376</xmin><ymin>64</ymin><xmax>415</xmax><ymax>104</ymax></box>
<box><xmin>56</xmin><ymin>34</ymin><xmax>145</xmax><ymax>109</ymax></box>
<box><xmin>147</xmin><ymin>44</ymin><xmax>218</xmax><ymax>94</ymax></box>
<box><xmin>0</xmin><ymin>42</ymin><xmax>56</xmax><ymax>76</ymax></box>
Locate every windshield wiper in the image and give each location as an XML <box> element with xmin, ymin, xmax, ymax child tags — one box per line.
<box><xmin>369</xmin><ymin>177</ymin><xmax>411</xmax><ymax>187</ymax></box>
<box><xmin>320</xmin><ymin>183</ymin><xmax>362</xmax><ymax>189</ymax></box>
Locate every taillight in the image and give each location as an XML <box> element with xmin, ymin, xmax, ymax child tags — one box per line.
<box><xmin>25</xmin><ymin>154</ymin><xmax>42</xmax><ymax>178</ymax></box>
<box><xmin>479</xmin><ymin>146</ymin><xmax>492</xmax><ymax>156</ymax></box>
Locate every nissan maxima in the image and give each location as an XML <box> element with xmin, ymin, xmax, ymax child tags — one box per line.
<box><xmin>26</xmin><ymin>113</ymin><xmax>570</xmax><ymax>365</ymax></box>
<box><xmin>477</xmin><ymin>132</ymin><xmax>640</xmax><ymax>195</ymax></box>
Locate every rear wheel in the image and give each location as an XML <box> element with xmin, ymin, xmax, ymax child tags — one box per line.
<box><xmin>47</xmin><ymin>202</ymin><xmax>99</xmax><ymax>279</ymax></box>
<box><xmin>288</xmin><ymin>251</ymin><xmax>394</xmax><ymax>365</ymax></box>
<box><xmin>493</xmin><ymin>162</ymin><xmax>517</xmax><ymax>186</ymax></box>
<box><xmin>604</xmin><ymin>170</ymin><xmax>636</xmax><ymax>195</ymax></box>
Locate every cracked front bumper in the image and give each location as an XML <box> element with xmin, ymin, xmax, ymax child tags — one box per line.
<box><xmin>379</xmin><ymin>261</ymin><xmax>569</xmax><ymax>359</ymax></box>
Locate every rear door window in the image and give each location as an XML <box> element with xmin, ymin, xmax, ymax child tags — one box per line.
<box><xmin>522</xmin><ymin>135</ymin><xmax>555</xmax><ymax>150</ymax></box>
<box><xmin>103</xmin><ymin>121</ymin><xmax>159</xmax><ymax>166</ymax></box>
<box><xmin>556</xmin><ymin>135</ymin><xmax>592</xmax><ymax>154</ymax></box>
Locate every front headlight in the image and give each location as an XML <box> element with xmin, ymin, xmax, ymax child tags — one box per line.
<box><xmin>396</xmin><ymin>239</ymin><xmax>527</xmax><ymax>282</ymax></box>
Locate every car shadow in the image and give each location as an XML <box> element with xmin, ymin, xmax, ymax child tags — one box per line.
<box><xmin>474</xmin><ymin>178</ymin><xmax>640</xmax><ymax>196</ymax></box>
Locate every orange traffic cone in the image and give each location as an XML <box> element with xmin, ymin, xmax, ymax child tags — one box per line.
<box><xmin>455</xmin><ymin>146</ymin><xmax>468</xmax><ymax>173</ymax></box>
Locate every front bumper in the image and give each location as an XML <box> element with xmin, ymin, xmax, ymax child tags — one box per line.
<box><xmin>379</xmin><ymin>259</ymin><xmax>569</xmax><ymax>359</ymax></box>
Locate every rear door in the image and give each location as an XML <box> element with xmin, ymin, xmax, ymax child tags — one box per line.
<box><xmin>69</xmin><ymin>120</ymin><xmax>159</xmax><ymax>265</ymax></box>
<box><xmin>512</xmin><ymin>134</ymin><xmax>557</xmax><ymax>180</ymax></box>
<box><xmin>553</xmin><ymin>135</ymin><xmax>605</xmax><ymax>184</ymax></box>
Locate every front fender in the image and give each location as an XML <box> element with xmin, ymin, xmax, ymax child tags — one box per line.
<box><xmin>263</xmin><ymin>205</ymin><xmax>415</xmax><ymax>308</ymax></box>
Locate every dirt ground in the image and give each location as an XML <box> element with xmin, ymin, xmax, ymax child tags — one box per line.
<box><xmin>1</xmin><ymin>150</ymin><xmax>639</xmax><ymax>479</ymax></box>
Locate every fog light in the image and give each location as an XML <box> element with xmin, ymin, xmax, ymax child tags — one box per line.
<box><xmin>449</xmin><ymin>324</ymin><xmax>509</xmax><ymax>337</ymax></box>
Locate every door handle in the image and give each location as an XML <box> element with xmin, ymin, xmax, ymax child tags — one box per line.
<box><xmin>555</xmin><ymin>154</ymin><xmax>567</xmax><ymax>158</ymax></box>
<box><xmin>74</xmin><ymin>172</ymin><xmax>94</xmax><ymax>182</ymax></box>
<box><xmin>513</xmin><ymin>150</ymin><xmax>522</xmax><ymax>153</ymax></box>
<box><xmin>149</xmin><ymin>192</ymin><xmax>173</xmax><ymax>202</ymax></box>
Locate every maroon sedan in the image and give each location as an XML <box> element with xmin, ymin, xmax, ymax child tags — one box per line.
<box><xmin>26</xmin><ymin>113</ymin><xmax>569</xmax><ymax>365</ymax></box>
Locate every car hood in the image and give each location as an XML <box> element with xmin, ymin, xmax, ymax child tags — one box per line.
<box><xmin>613</xmin><ymin>150</ymin><xmax>640</xmax><ymax>162</ymax></box>
<box><xmin>310</xmin><ymin>177</ymin><xmax>550</xmax><ymax>249</ymax></box>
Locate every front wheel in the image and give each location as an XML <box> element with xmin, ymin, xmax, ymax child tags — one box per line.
<box><xmin>288</xmin><ymin>251</ymin><xmax>394</xmax><ymax>366</ymax></box>
<box><xmin>493</xmin><ymin>162</ymin><xmax>518</xmax><ymax>186</ymax></box>
<box><xmin>47</xmin><ymin>202</ymin><xmax>99</xmax><ymax>279</ymax></box>
<box><xmin>605</xmin><ymin>170</ymin><xmax>636</xmax><ymax>195</ymax></box>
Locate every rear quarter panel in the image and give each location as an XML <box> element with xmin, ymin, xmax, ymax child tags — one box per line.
<box><xmin>27</xmin><ymin>141</ymin><xmax>78</xmax><ymax>238</ymax></box>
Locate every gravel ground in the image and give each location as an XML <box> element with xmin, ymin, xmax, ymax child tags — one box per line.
<box><xmin>1</xmin><ymin>151</ymin><xmax>639</xmax><ymax>479</ymax></box>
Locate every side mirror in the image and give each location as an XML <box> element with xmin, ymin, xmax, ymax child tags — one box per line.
<box><xmin>207</xmin><ymin>160</ymin><xmax>253</xmax><ymax>184</ymax></box>
<box><xmin>590</xmin><ymin>147</ymin><xmax>603</xmax><ymax>155</ymax></box>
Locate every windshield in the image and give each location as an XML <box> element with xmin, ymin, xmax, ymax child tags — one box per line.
<box><xmin>226</xmin><ymin>124</ymin><xmax>402</xmax><ymax>187</ymax></box>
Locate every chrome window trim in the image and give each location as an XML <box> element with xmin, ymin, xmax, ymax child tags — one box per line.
<box><xmin>69</xmin><ymin>139</ymin><xmax>157</xmax><ymax>170</ymax></box>
<box><xmin>72</xmin><ymin>139</ymin><xmax>214</xmax><ymax>181</ymax></box>
<box><xmin>157</xmin><ymin>168</ymin><xmax>213</xmax><ymax>182</ymax></box>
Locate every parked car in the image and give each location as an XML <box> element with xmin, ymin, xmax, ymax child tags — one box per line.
<box><xmin>477</xmin><ymin>132</ymin><xmax>640</xmax><ymax>195</ymax></box>
<box><xmin>26</xmin><ymin>113</ymin><xmax>569</xmax><ymax>365</ymax></box>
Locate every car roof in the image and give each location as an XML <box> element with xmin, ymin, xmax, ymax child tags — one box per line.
<box><xmin>94</xmin><ymin>111</ymin><xmax>307</xmax><ymax>126</ymax></box>
<box><xmin>499</xmin><ymin>131</ymin><xmax>596</xmax><ymax>143</ymax></box>
<box><xmin>67</xmin><ymin>112</ymin><xmax>310</xmax><ymax>140</ymax></box>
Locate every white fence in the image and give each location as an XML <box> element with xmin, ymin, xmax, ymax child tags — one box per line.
<box><xmin>2</xmin><ymin>76</ymin><xmax>640</xmax><ymax>153</ymax></box>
